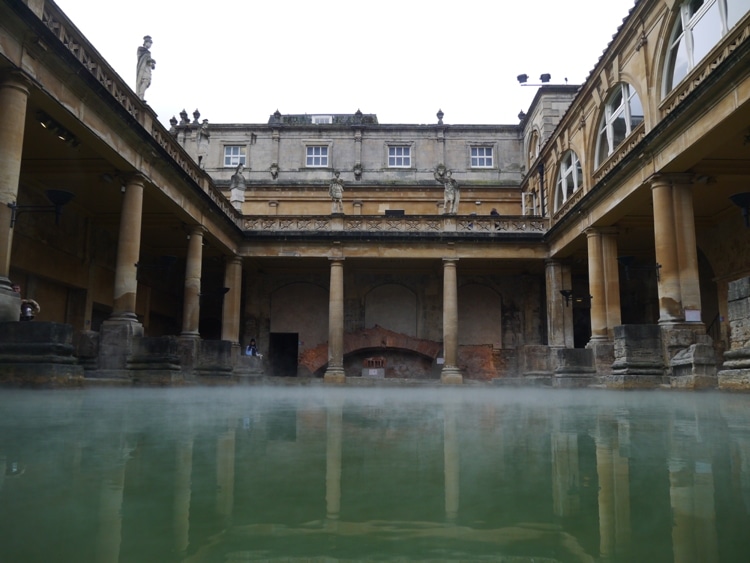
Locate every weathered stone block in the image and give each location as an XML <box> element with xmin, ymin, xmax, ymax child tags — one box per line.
<box><xmin>0</xmin><ymin>321</ymin><xmax>83</xmax><ymax>385</ymax></box>
<box><xmin>612</xmin><ymin>324</ymin><xmax>664</xmax><ymax>376</ymax></box>
<box><xmin>196</xmin><ymin>339</ymin><xmax>233</xmax><ymax>376</ymax></box>
<box><xmin>728</xmin><ymin>277</ymin><xmax>750</xmax><ymax>302</ymax></box>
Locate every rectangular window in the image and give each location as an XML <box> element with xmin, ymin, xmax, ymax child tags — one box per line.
<box><xmin>312</xmin><ymin>115</ymin><xmax>332</xmax><ymax>124</ymax></box>
<box><xmin>470</xmin><ymin>146</ymin><xmax>493</xmax><ymax>168</ymax></box>
<box><xmin>224</xmin><ymin>146</ymin><xmax>246</xmax><ymax>167</ymax></box>
<box><xmin>388</xmin><ymin>146</ymin><xmax>411</xmax><ymax>167</ymax></box>
<box><xmin>306</xmin><ymin>145</ymin><xmax>329</xmax><ymax>167</ymax></box>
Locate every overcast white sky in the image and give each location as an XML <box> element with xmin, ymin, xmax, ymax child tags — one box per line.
<box><xmin>54</xmin><ymin>0</ymin><xmax>635</xmax><ymax>127</ymax></box>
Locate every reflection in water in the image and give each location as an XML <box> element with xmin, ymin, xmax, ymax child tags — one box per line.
<box><xmin>1</xmin><ymin>388</ymin><xmax>750</xmax><ymax>562</ymax></box>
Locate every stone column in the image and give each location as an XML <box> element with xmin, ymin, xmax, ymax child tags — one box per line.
<box><xmin>651</xmin><ymin>176</ymin><xmax>682</xmax><ymax>322</ymax></box>
<box><xmin>221</xmin><ymin>256</ymin><xmax>243</xmax><ymax>346</ymax></box>
<box><xmin>181</xmin><ymin>225</ymin><xmax>206</xmax><ymax>337</ymax></box>
<box><xmin>441</xmin><ymin>258</ymin><xmax>463</xmax><ymax>383</ymax></box>
<box><xmin>546</xmin><ymin>260</ymin><xmax>574</xmax><ymax>348</ymax></box>
<box><xmin>673</xmin><ymin>179</ymin><xmax>702</xmax><ymax>321</ymax></box>
<box><xmin>215</xmin><ymin>425</ymin><xmax>236</xmax><ymax>525</ymax></box>
<box><xmin>326</xmin><ymin>401</ymin><xmax>343</xmax><ymax>521</ymax></box>
<box><xmin>111</xmin><ymin>175</ymin><xmax>146</xmax><ymax>321</ymax></box>
<box><xmin>594</xmin><ymin>430</ymin><xmax>615</xmax><ymax>559</ymax></box>
<box><xmin>173</xmin><ymin>437</ymin><xmax>193</xmax><ymax>554</ymax></box>
<box><xmin>551</xmin><ymin>432</ymin><xmax>580</xmax><ymax>517</ymax></box>
<box><xmin>586</xmin><ymin>229</ymin><xmax>608</xmax><ymax>343</ymax></box>
<box><xmin>0</xmin><ymin>72</ymin><xmax>31</xmax><ymax>320</ymax></box>
<box><xmin>443</xmin><ymin>404</ymin><xmax>460</xmax><ymax>522</ymax></box>
<box><xmin>602</xmin><ymin>229</ymin><xmax>622</xmax><ymax>339</ymax></box>
<box><xmin>324</xmin><ymin>259</ymin><xmax>346</xmax><ymax>382</ymax></box>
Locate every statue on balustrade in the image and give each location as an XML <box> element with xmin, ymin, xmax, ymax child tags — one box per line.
<box><xmin>329</xmin><ymin>171</ymin><xmax>345</xmax><ymax>214</ymax></box>
<box><xmin>434</xmin><ymin>165</ymin><xmax>460</xmax><ymax>215</ymax></box>
<box><xmin>136</xmin><ymin>35</ymin><xmax>156</xmax><ymax>100</ymax></box>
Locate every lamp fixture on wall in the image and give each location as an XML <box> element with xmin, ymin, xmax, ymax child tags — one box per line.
<box><xmin>729</xmin><ymin>192</ymin><xmax>750</xmax><ymax>227</ymax></box>
<box><xmin>7</xmin><ymin>189</ymin><xmax>75</xmax><ymax>229</ymax></box>
<box><xmin>560</xmin><ymin>289</ymin><xmax>591</xmax><ymax>307</ymax></box>
<box><xmin>618</xmin><ymin>255</ymin><xmax>661</xmax><ymax>281</ymax></box>
<box><xmin>37</xmin><ymin>111</ymin><xmax>79</xmax><ymax>148</ymax></box>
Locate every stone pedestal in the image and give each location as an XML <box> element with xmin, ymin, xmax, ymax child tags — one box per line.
<box><xmin>606</xmin><ymin>325</ymin><xmax>666</xmax><ymax>388</ymax></box>
<box><xmin>97</xmin><ymin>320</ymin><xmax>144</xmax><ymax>375</ymax></box>
<box><xmin>553</xmin><ymin>348</ymin><xmax>596</xmax><ymax>388</ymax></box>
<box><xmin>670</xmin><ymin>342</ymin><xmax>717</xmax><ymax>389</ymax></box>
<box><xmin>127</xmin><ymin>335</ymin><xmax>183</xmax><ymax>384</ymax></box>
<box><xmin>0</xmin><ymin>282</ymin><xmax>20</xmax><ymax>323</ymax></box>
<box><xmin>0</xmin><ymin>321</ymin><xmax>83</xmax><ymax>386</ymax></box>
<box><xmin>719</xmin><ymin>277</ymin><xmax>750</xmax><ymax>390</ymax></box>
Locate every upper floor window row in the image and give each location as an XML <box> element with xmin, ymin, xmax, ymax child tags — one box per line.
<box><xmin>665</xmin><ymin>0</ymin><xmax>750</xmax><ymax>93</ymax></box>
<box><xmin>224</xmin><ymin>145</ymin><xmax>246</xmax><ymax>167</ymax></box>
<box><xmin>595</xmin><ymin>82</ymin><xmax>644</xmax><ymax>167</ymax></box>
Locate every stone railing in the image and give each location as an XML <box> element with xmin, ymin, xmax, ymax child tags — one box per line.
<box><xmin>39</xmin><ymin>2</ymin><xmax>243</xmax><ymax>230</ymax></box>
<box><xmin>244</xmin><ymin>215</ymin><xmax>548</xmax><ymax>234</ymax></box>
<box><xmin>41</xmin><ymin>6</ymin><xmax>140</xmax><ymax>119</ymax></box>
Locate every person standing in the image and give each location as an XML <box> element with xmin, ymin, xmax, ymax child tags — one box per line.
<box><xmin>12</xmin><ymin>284</ymin><xmax>40</xmax><ymax>321</ymax></box>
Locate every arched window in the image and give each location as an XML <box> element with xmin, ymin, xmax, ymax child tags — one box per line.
<box><xmin>555</xmin><ymin>151</ymin><xmax>583</xmax><ymax>211</ymax></box>
<box><xmin>527</xmin><ymin>130</ymin><xmax>540</xmax><ymax>169</ymax></box>
<box><xmin>665</xmin><ymin>0</ymin><xmax>750</xmax><ymax>94</ymax></box>
<box><xmin>595</xmin><ymin>83</ymin><xmax>644</xmax><ymax>167</ymax></box>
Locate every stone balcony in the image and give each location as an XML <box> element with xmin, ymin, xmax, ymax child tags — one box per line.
<box><xmin>243</xmin><ymin>215</ymin><xmax>548</xmax><ymax>240</ymax></box>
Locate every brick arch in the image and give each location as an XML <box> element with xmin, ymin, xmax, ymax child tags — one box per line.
<box><xmin>299</xmin><ymin>325</ymin><xmax>441</xmax><ymax>374</ymax></box>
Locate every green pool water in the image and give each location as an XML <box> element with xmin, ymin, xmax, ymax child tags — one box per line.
<box><xmin>1</xmin><ymin>386</ymin><xmax>748</xmax><ymax>562</ymax></box>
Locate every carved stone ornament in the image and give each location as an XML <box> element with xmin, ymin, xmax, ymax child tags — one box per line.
<box><xmin>270</xmin><ymin>163</ymin><xmax>279</xmax><ymax>180</ymax></box>
<box><xmin>353</xmin><ymin>163</ymin><xmax>362</xmax><ymax>180</ymax></box>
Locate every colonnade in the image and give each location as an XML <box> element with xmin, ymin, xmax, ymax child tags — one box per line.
<box><xmin>322</xmin><ymin>257</ymin><xmax>463</xmax><ymax>383</ymax></box>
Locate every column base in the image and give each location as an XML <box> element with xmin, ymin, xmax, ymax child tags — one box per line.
<box><xmin>324</xmin><ymin>367</ymin><xmax>346</xmax><ymax>384</ymax></box>
<box><xmin>440</xmin><ymin>366</ymin><xmax>463</xmax><ymax>385</ymax></box>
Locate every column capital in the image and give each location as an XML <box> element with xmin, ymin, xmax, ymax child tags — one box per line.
<box><xmin>646</xmin><ymin>173</ymin><xmax>694</xmax><ymax>190</ymax></box>
<box><xmin>584</xmin><ymin>226</ymin><xmax>618</xmax><ymax>238</ymax></box>
<box><xmin>188</xmin><ymin>224</ymin><xmax>207</xmax><ymax>237</ymax></box>
<box><xmin>0</xmin><ymin>70</ymin><xmax>33</xmax><ymax>96</ymax></box>
<box><xmin>442</xmin><ymin>257</ymin><xmax>459</xmax><ymax>264</ymax></box>
<box><xmin>123</xmin><ymin>173</ymin><xmax>148</xmax><ymax>188</ymax></box>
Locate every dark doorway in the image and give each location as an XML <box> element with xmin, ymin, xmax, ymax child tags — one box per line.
<box><xmin>269</xmin><ymin>333</ymin><xmax>299</xmax><ymax>377</ymax></box>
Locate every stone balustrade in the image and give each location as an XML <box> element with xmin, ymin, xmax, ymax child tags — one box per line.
<box><xmin>243</xmin><ymin>215</ymin><xmax>548</xmax><ymax>235</ymax></box>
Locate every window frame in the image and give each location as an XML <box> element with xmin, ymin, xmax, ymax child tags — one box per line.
<box><xmin>595</xmin><ymin>83</ymin><xmax>644</xmax><ymax>168</ymax></box>
<box><xmin>555</xmin><ymin>150</ymin><xmax>583</xmax><ymax>212</ymax></box>
<box><xmin>387</xmin><ymin>145</ymin><xmax>412</xmax><ymax>168</ymax></box>
<box><xmin>305</xmin><ymin>144</ymin><xmax>330</xmax><ymax>168</ymax></box>
<box><xmin>223</xmin><ymin>145</ymin><xmax>246</xmax><ymax>168</ymax></box>
<box><xmin>470</xmin><ymin>145</ymin><xmax>494</xmax><ymax>168</ymax></box>
<box><xmin>663</xmin><ymin>0</ymin><xmax>750</xmax><ymax>95</ymax></box>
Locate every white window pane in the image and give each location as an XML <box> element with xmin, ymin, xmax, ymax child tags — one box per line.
<box><xmin>692</xmin><ymin>2</ymin><xmax>723</xmax><ymax>63</ymax></box>
<box><xmin>629</xmin><ymin>93</ymin><xmax>644</xmax><ymax>126</ymax></box>
<box><xmin>669</xmin><ymin>38</ymin><xmax>690</xmax><ymax>89</ymax></box>
<box><xmin>727</xmin><ymin>0</ymin><xmax>750</xmax><ymax>28</ymax></box>
<box><xmin>612</xmin><ymin>115</ymin><xmax>627</xmax><ymax>148</ymax></box>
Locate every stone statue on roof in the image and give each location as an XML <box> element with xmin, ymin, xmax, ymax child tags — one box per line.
<box><xmin>136</xmin><ymin>35</ymin><xmax>155</xmax><ymax>100</ymax></box>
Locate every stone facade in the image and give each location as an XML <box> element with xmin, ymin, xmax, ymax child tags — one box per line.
<box><xmin>1</xmin><ymin>1</ymin><xmax>750</xmax><ymax>387</ymax></box>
